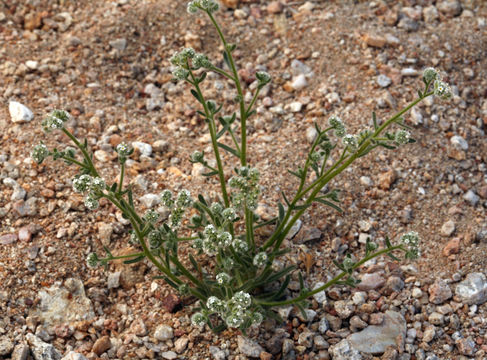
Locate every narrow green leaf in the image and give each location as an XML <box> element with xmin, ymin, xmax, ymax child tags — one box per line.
<box><xmin>198</xmin><ymin>194</ymin><xmax>208</xmax><ymax>206</ymax></box>
<box><xmin>223</xmin><ymin>51</ymin><xmax>231</xmax><ymax>69</ymax></box>
<box><xmin>128</xmin><ymin>187</ymin><xmax>134</xmax><ymax>208</ymax></box>
<box><xmin>294</xmin><ymin>203</ymin><xmax>312</xmax><ymax>211</ymax></box>
<box><xmin>191</xmin><ymin>89</ymin><xmax>202</xmax><ymax>103</ymax></box>
<box><xmin>217</xmin><ymin>142</ymin><xmax>239</xmax><ymax>157</ymax></box>
<box><xmin>247</xmin><ymin>109</ymin><xmax>256</xmax><ymax>118</ymax></box>
<box><xmin>287</xmin><ymin>169</ymin><xmax>303</xmax><ymax>179</ymax></box>
<box><xmin>278</xmin><ymin>202</ymin><xmax>285</xmax><ymax>223</ymax></box>
<box><xmin>417</xmin><ymin>90</ymin><xmax>423</xmax><ymax>98</ymax></box>
<box><xmin>123</xmin><ymin>255</ymin><xmax>145</xmax><ymax>264</ymax></box>
<box><xmin>216</xmin><ymin>123</ymin><xmax>229</xmax><ymax>139</ymax></box>
<box><xmin>372</xmin><ymin>112</ymin><xmax>378</xmax><ymax>130</ymax></box>
<box><xmin>281</xmin><ymin>191</ymin><xmax>290</xmax><ymax>207</ymax></box>
<box><xmin>161</xmin><ymin>276</ymin><xmax>179</xmax><ymax>290</ymax></box>
<box><xmin>198</xmin><ymin>72</ymin><xmax>207</xmax><ymax>84</ymax></box>
<box><xmin>313</xmin><ymin>198</ymin><xmax>343</xmax><ymax>213</ymax></box>
<box><xmin>202</xmin><ymin>170</ymin><xmax>219</xmax><ymax>177</ymax></box>
<box><xmin>110</xmin><ymin>182</ymin><xmax>117</xmax><ymax>192</ymax></box>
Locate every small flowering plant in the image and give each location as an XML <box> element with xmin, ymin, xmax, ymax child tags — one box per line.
<box><xmin>34</xmin><ymin>0</ymin><xmax>451</xmax><ymax>333</ymax></box>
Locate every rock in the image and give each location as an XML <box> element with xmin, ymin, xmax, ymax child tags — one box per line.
<box><xmin>0</xmin><ymin>233</ymin><xmax>18</xmax><ymax>245</ymax></box>
<box><xmin>154</xmin><ymin>324</ymin><xmax>174</xmax><ymax>341</ymax></box>
<box><xmin>312</xmin><ymin>282</ymin><xmax>327</xmax><ymax>305</ymax></box>
<box><xmin>237</xmin><ymin>336</ymin><xmax>264</xmax><ymax>358</ymax></box>
<box><xmin>61</xmin><ymin>352</ymin><xmax>88</xmax><ymax>360</ymax></box>
<box><xmin>140</xmin><ymin>193</ymin><xmax>160</xmax><ymax>208</ymax></box>
<box><xmin>289</xmin><ymin>101</ymin><xmax>303</xmax><ymax>113</ymax></box>
<box><xmin>348</xmin><ymin>311</ymin><xmax>406</xmax><ymax>354</ymax></box>
<box><xmin>34</xmin><ymin>278</ymin><xmax>95</xmax><ymax>326</ymax></box>
<box><xmin>463</xmin><ymin>190</ymin><xmax>479</xmax><ymax>206</ymax></box>
<box><xmin>318</xmin><ymin>317</ymin><xmax>329</xmax><ymax>334</ymax></box>
<box><xmin>11</xmin><ymin>344</ymin><xmax>30</xmax><ymax>360</ymax></box>
<box><xmin>297</xmin><ymin>331</ymin><xmax>314</xmax><ymax>348</ymax></box>
<box><xmin>221</xmin><ymin>0</ymin><xmax>239</xmax><ymax>9</ymax></box>
<box><xmin>423</xmin><ymin>6</ymin><xmax>439</xmax><ymax>22</ymax></box>
<box><xmin>358</xmin><ymin>273</ymin><xmax>385</xmax><ymax>291</ymax></box>
<box><xmin>0</xmin><ymin>337</ymin><xmax>14</xmax><ymax>356</ymax></box>
<box><xmin>360</xmin><ymin>176</ymin><xmax>373</xmax><ymax>186</ymax></box>
<box><xmin>441</xmin><ymin>220</ymin><xmax>455</xmax><ymax>237</ymax></box>
<box><xmin>92</xmin><ymin>336</ymin><xmax>111</xmax><ymax>355</ymax></box>
<box><xmin>153</xmin><ymin>140</ymin><xmax>170</xmax><ymax>153</ymax></box>
<box><xmin>437</xmin><ymin>0</ymin><xmax>462</xmax><ymax>17</ymax></box>
<box><xmin>329</xmin><ymin>339</ymin><xmax>362</xmax><ymax>360</ymax></box>
<box><xmin>335</xmin><ymin>300</ymin><xmax>354</xmax><ymax>319</ymax></box>
<box><xmin>291</xmin><ymin>74</ymin><xmax>308</xmax><ymax>90</ymax></box>
<box><xmin>266</xmin><ymin>331</ymin><xmax>288</xmax><ymax>355</ymax></box>
<box><xmin>401</xmin><ymin>68</ymin><xmax>419</xmax><ymax>77</ymax></box>
<box><xmin>378</xmin><ymin>169</ymin><xmax>396</xmax><ymax>190</ymax></box>
<box><xmin>129</xmin><ymin>318</ymin><xmax>148</xmax><ymax>336</ymax></box>
<box><xmin>428</xmin><ymin>279</ymin><xmax>452</xmax><ymax>304</ymax></box>
<box><xmin>456</xmin><ymin>337</ymin><xmax>476</xmax><ymax>356</ymax></box>
<box><xmin>428</xmin><ymin>312</ymin><xmax>444</xmax><ymax>326</ymax></box>
<box><xmin>450</xmin><ymin>135</ymin><xmax>468</xmax><ymax>150</ymax></box>
<box><xmin>267</xmin><ymin>1</ymin><xmax>283</xmax><ymax>14</ymax></box>
<box><xmin>161</xmin><ymin>351</ymin><xmax>177</xmax><ymax>360</ymax></box>
<box><xmin>97</xmin><ymin>222</ymin><xmax>113</xmax><ymax>245</ymax></box>
<box><xmin>113</xmin><ymin>247</ymin><xmax>147</xmax><ymax>289</ymax></box>
<box><xmin>423</xmin><ymin>325</ymin><xmax>436</xmax><ymax>342</ymax></box>
<box><xmin>109</xmin><ymin>38</ymin><xmax>127</xmax><ymax>51</ymax></box>
<box><xmin>161</xmin><ymin>293</ymin><xmax>181</xmax><ymax>312</ymax></box>
<box><xmin>132</xmin><ymin>141</ymin><xmax>152</xmax><ymax>157</ymax></box>
<box><xmin>174</xmin><ymin>337</ymin><xmax>189</xmax><ymax>353</ymax></box>
<box><xmin>363</xmin><ymin>33</ymin><xmax>386</xmax><ymax>48</ymax></box>
<box><xmin>455</xmin><ymin>272</ymin><xmax>487</xmax><ymax>305</ymax></box>
<box><xmin>107</xmin><ymin>271</ymin><xmax>121</xmax><ymax>289</ymax></box>
<box><xmin>26</xmin><ymin>333</ymin><xmax>62</xmax><ymax>360</ymax></box>
<box><xmin>9</xmin><ymin>101</ymin><xmax>34</xmax><ymax>123</ymax></box>
<box><xmin>209</xmin><ymin>346</ymin><xmax>228</xmax><ymax>360</ymax></box>
<box><xmin>443</xmin><ymin>238</ymin><xmax>460</xmax><ymax>257</ymax></box>
<box><xmin>26</xmin><ymin>60</ymin><xmax>39</xmax><ymax>70</ymax></box>
<box><xmin>377</xmin><ymin>74</ymin><xmax>392</xmax><ymax>88</ymax></box>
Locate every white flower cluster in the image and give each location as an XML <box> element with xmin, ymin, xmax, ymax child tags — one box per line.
<box><xmin>187</xmin><ymin>0</ymin><xmax>219</xmax><ymax>14</ymax></box>
<box><xmin>32</xmin><ymin>143</ymin><xmax>50</xmax><ymax>164</ymax></box>
<box><xmin>228</xmin><ymin>167</ymin><xmax>260</xmax><ymax>210</ymax></box>
<box><xmin>328</xmin><ymin>115</ymin><xmax>346</xmax><ymax>138</ymax></box>
<box><xmin>194</xmin><ymin>224</ymin><xmax>232</xmax><ymax>256</ymax></box>
<box><xmin>253</xmin><ymin>252</ymin><xmax>268</xmax><ymax>268</ymax></box>
<box><xmin>342</xmin><ymin>134</ymin><xmax>358</xmax><ymax>150</ymax></box>
<box><xmin>191</xmin><ymin>291</ymin><xmax>263</xmax><ymax>329</ymax></box>
<box><xmin>422</xmin><ymin>68</ymin><xmax>452</xmax><ymax>100</ymax></box>
<box><xmin>169</xmin><ymin>47</ymin><xmax>213</xmax><ymax>80</ymax></box>
<box><xmin>400</xmin><ymin>231</ymin><xmax>421</xmax><ymax>259</ymax></box>
<box><xmin>394</xmin><ymin>129</ymin><xmax>410</xmax><ymax>145</ymax></box>
<box><xmin>160</xmin><ymin>189</ymin><xmax>193</xmax><ymax>229</ymax></box>
<box><xmin>72</xmin><ymin>175</ymin><xmax>106</xmax><ymax>211</ymax></box>
<box><xmin>41</xmin><ymin>110</ymin><xmax>70</xmax><ymax>133</ymax></box>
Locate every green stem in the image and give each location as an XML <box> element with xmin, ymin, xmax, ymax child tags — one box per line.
<box><xmin>257</xmin><ymin>245</ymin><xmax>403</xmax><ymax>306</ymax></box>
<box><xmin>118</xmin><ymin>162</ymin><xmax>125</xmax><ymax>193</ymax></box>
<box><xmin>62</xmin><ymin>128</ymin><xmax>100</xmax><ymax>178</ymax></box>
<box><xmin>188</xmin><ymin>70</ymin><xmax>234</xmax><ymax>237</ymax></box>
<box><xmin>61</xmin><ymin>155</ymin><xmax>90</xmax><ymax>169</ymax></box>
<box><xmin>100</xmin><ymin>252</ymin><xmax>144</xmax><ymax>261</ymax></box>
<box><xmin>210</xmin><ymin>65</ymin><xmax>235</xmax><ymax>81</ymax></box>
<box><xmin>246</xmin><ymin>87</ymin><xmax>261</xmax><ymax>115</ymax></box>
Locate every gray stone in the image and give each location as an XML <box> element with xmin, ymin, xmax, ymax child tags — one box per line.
<box><xmin>463</xmin><ymin>190</ymin><xmax>479</xmax><ymax>206</ymax></box>
<box><xmin>153</xmin><ymin>140</ymin><xmax>170</xmax><ymax>153</ymax></box>
<box><xmin>11</xmin><ymin>344</ymin><xmax>30</xmax><ymax>360</ymax></box>
<box><xmin>306</xmin><ymin>126</ymin><xmax>318</xmax><ymax>143</ymax></box>
<box><xmin>450</xmin><ymin>135</ymin><xmax>468</xmax><ymax>150</ymax></box>
<box><xmin>377</xmin><ymin>74</ymin><xmax>392</xmax><ymax>88</ymax></box>
<box><xmin>11</xmin><ymin>186</ymin><xmax>26</xmax><ymax>201</ymax></box>
<box><xmin>98</xmin><ymin>222</ymin><xmax>113</xmax><ymax>246</ymax></box>
<box><xmin>34</xmin><ymin>278</ymin><xmax>95</xmax><ymax>326</ymax></box>
<box><xmin>291</xmin><ymin>74</ymin><xmax>308</xmax><ymax>90</ymax></box>
<box><xmin>357</xmin><ymin>273</ymin><xmax>385</xmax><ymax>291</ymax></box>
<box><xmin>312</xmin><ymin>282</ymin><xmax>327</xmax><ymax>305</ymax></box>
<box><xmin>237</xmin><ymin>336</ymin><xmax>263</xmax><ymax>358</ymax></box>
<box><xmin>0</xmin><ymin>337</ymin><xmax>14</xmax><ymax>356</ymax></box>
<box><xmin>107</xmin><ymin>271</ymin><xmax>121</xmax><ymax>289</ymax></box>
<box><xmin>209</xmin><ymin>346</ymin><xmax>227</xmax><ymax>360</ymax></box>
<box><xmin>318</xmin><ymin>317</ymin><xmax>329</xmax><ymax>334</ymax></box>
<box><xmin>348</xmin><ymin>311</ymin><xmax>406</xmax><ymax>354</ymax></box>
<box><xmin>9</xmin><ymin>101</ymin><xmax>34</xmax><ymax>123</ymax></box>
<box><xmin>140</xmin><ymin>193</ymin><xmax>160</xmax><ymax>208</ymax></box>
<box><xmin>132</xmin><ymin>141</ymin><xmax>152</xmax><ymax>157</ymax></box>
<box><xmin>429</xmin><ymin>279</ymin><xmax>452</xmax><ymax>304</ymax></box>
<box><xmin>61</xmin><ymin>352</ymin><xmax>88</xmax><ymax>360</ymax></box>
<box><xmin>154</xmin><ymin>324</ymin><xmax>174</xmax><ymax>341</ymax></box>
<box><xmin>329</xmin><ymin>339</ymin><xmax>362</xmax><ymax>360</ymax></box>
<box><xmin>289</xmin><ymin>101</ymin><xmax>303</xmax><ymax>113</ymax></box>
<box><xmin>441</xmin><ymin>220</ymin><xmax>455</xmax><ymax>237</ymax></box>
<box><xmin>161</xmin><ymin>351</ymin><xmax>177</xmax><ymax>359</ymax></box>
<box><xmin>26</xmin><ymin>334</ymin><xmax>62</xmax><ymax>360</ymax></box>
<box><xmin>109</xmin><ymin>38</ymin><xmax>127</xmax><ymax>51</ymax></box>
<box><xmin>437</xmin><ymin>0</ymin><xmax>462</xmax><ymax>17</ymax></box>
<box><xmin>423</xmin><ymin>6</ymin><xmax>439</xmax><ymax>22</ymax></box>
<box><xmin>455</xmin><ymin>273</ymin><xmax>487</xmax><ymax>305</ymax></box>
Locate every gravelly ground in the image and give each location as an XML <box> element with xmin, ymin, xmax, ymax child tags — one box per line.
<box><xmin>1</xmin><ymin>0</ymin><xmax>487</xmax><ymax>359</ymax></box>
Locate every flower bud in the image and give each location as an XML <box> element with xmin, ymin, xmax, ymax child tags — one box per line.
<box><xmin>423</xmin><ymin>67</ymin><xmax>439</xmax><ymax>83</ymax></box>
<box><xmin>232</xmin><ymin>291</ymin><xmax>252</xmax><ymax>309</ymax></box>
<box><xmin>32</xmin><ymin>143</ymin><xmax>50</xmax><ymax>164</ymax></box>
<box><xmin>434</xmin><ymin>80</ymin><xmax>452</xmax><ymax>100</ymax></box>
<box><xmin>253</xmin><ymin>252</ymin><xmax>268</xmax><ymax>268</ymax></box>
<box><xmin>191</xmin><ymin>312</ymin><xmax>207</xmax><ymax>327</ymax></box>
<box><xmin>160</xmin><ymin>189</ymin><xmax>174</xmax><ymax>207</ymax></box>
<box><xmin>73</xmin><ymin>174</ymin><xmax>93</xmax><ymax>193</ymax></box>
<box><xmin>116</xmin><ymin>142</ymin><xmax>132</xmax><ymax>157</ymax></box>
<box><xmin>86</xmin><ymin>253</ymin><xmax>99</xmax><ymax>268</ymax></box>
<box><xmin>216</xmin><ymin>272</ymin><xmax>231</xmax><ymax>285</ymax></box>
<box><xmin>84</xmin><ymin>195</ymin><xmax>99</xmax><ymax>210</ymax></box>
<box><xmin>395</xmin><ymin>130</ymin><xmax>411</xmax><ymax>145</ymax></box>
<box><xmin>190</xmin><ymin>150</ymin><xmax>204</xmax><ymax>162</ymax></box>
<box><xmin>256</xmin><ymin>71</ymin><xmax>271</xmax><ymax>85</ymax></box>
<box><xmin>342</xmin><ymin>134</ymin><xmax>358</xmax><ymax>150</ymax></box>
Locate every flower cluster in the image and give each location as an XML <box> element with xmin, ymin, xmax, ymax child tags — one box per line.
<box><xmin>72</xmin><ymin>174</ymin><xmax>106</xmax><ymax>210</ymax></box>
<box><xmin>41</xmin><ymin>110</ymin><xmax>70</xmax><ymax>133</ymax></box>
<box><xmin>191</xmin><ymin>291</ymin><xmax>262</xmax><ymax>329</ymax></box>
<box><xmin>195</xmin><ymin>224</ymin><xmax>233</xmax><ymax>255</ymax></box>
<box><xmin>256</xmin><ymin>71</ymin><xmax>271</xmax><ymax>87</ymax></box>
<box><xmin>32</xmin><ymin>143</ymin><xmax>50</xmax><ymax>164</ymax></box>
<box><xmin>328</xmin><ymin>115</ymin><xmax>346</xmax><ymax>138</ymax></box>
<box><xmin>342</xmin><ymin>134</ymin><xmax>358</xmax><ymax>150</ymax></box>
<box><xmin>253</xmin><ymin>252</ymin><xmax>268</xmax><ymax>268</ymax></box>
<box><xmin>400</xmin><ymin>231</ymin><xmax>420</xmax><ymax>259</ymax></box>
<box><xmin>170</xmin><ymin>47</ymin><xmax>213</xmax><ymax>80</ymax></box>
<box><xmin>187</xmin><ymin>0</ymin><xmax>219</xmax><ymax>14</ymax></box>
<box><xmin>160</xmin><ymin>189</ymin><xmax>193</xmax><ymax>229</ymax></box>
<box><xmin>422</xmin><ymin>68</ymin><xmax>452</xmax><ymax>100</ymax></box>
<box><xmin>394</xmin><ymin>129</ymin><xmax>411</xmax><ymax>145</ymax></box>
<box><xmin>228</xmin><ymin>167</ymin><xmax>260</xmax><ymax>210</ymax></box>
<box><xmin>116</xmin><ymin>142</ymin><xmax>133</xmax><ymax>163</ymax></box>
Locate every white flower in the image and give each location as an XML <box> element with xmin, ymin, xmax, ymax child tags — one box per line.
<box><xmin>253</xmin><ymin>252</ymin><xmax>268</xmax><ymax>268</ymax></box>
<box><xmin>342</xmin><ymin>134</ymin><xmax>358</xmax><ymax>149</ymax></box>
<box><xmin>32</xmin><ymin>143</ymin><xmax>50</xmax><ymax>164</ymax></box>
